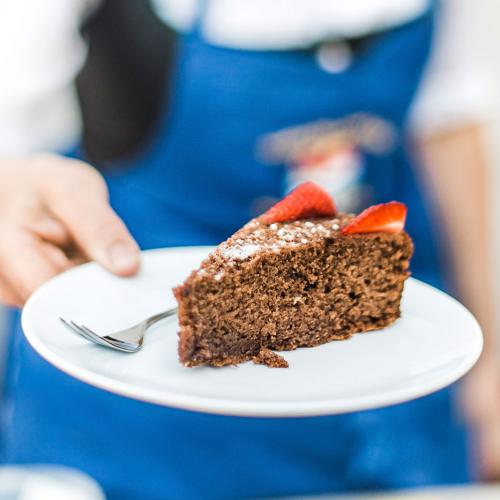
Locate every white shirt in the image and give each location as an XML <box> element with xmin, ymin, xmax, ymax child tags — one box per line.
<box><xmin>153</xmin><ymin>0</ymin><xmax>429</xmax><ymax>49</ymax></box>
<box><xmin>0</xmin><ymin>0</ymin><xmax>493</xmax><ymax>153</ymax></box>
<box><xmin>0</xmin><ymin>0</ymin><xmax>90</xmax><ymax>154</ymax></box>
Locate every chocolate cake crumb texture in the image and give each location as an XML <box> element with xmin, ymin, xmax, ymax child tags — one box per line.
<box><xmin>252</xmin><ymin>348</ymin><xmax>289</xmax><ymax>368</ymax></box>
<box><xmin>174</xmin><ymin>213</ymin><xmax>413</xmax><ymax>368</ymax></box>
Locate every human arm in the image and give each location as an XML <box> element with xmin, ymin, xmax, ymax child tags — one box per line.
<box><xmin>408</xmin><ymin>0</ymin><xmax>500</xmax><ymax>477</ymax></box>
<box><xmin>0</xmin><ymin>1</ymin><xmax>141</xmax><ymax>307</ymax></box>
<box><xmin>416</xmin><ymin>124</ymin><xmax>500</xmax><ymax>479</ymax></box>
<box><xmin>0</xmin><ymin>154</ymin><xmax>140</xmax><ymax>307</ymax></box>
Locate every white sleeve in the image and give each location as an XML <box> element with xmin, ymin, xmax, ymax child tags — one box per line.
<box><xmin>409</xmin><ymin>0</ymin><xmax>495</xmax><ymax>136</ymax></box>
<box><xmin>0</xmin><ymin>0</ymin><xmax>95</xmax><ymax>154</ymax></box>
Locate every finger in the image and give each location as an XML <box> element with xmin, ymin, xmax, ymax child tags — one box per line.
<box><xmin>0</xmin><ymin>235</ymin><xmax>63</xmax><ymax>302</ymax></box>
<box><xmin>0</xmin><ymin>275</ymin><xmax>23</xmax><ymax>308</ymax></box>
<box><xmin>68</xmin><ymin>253</ymin><xmax>88</xmax><ymax>267</ymax></box>
<box><xmin>45</xmin><ymin>171</ymin><xmax>140</xmax><ymax>276</ymax></box>
<box><xmin>66</xmin><ymin>199</ymin><xmax>140</xmax><ymax>276</ymax></box>
<box><xmin>29</xmin><ymin>216</ymin><xmax>71</xmax><ymax>247</ymax></box>
<box><xmin>40</xmin><ymin>241</ymin><xmax>73</xmax><ymax>272</ymax></box>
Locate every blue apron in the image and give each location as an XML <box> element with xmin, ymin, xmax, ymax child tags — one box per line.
<box><xmin>2</xmin><ymin>10</ymin><xmax>471</xmax><ymax>500</ymax></box>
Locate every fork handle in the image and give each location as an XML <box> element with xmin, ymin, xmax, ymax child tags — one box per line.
<box><xmin>145</xmin><ymin>307</ymin><xmax>178</xmax><ymax>327</ymax></box>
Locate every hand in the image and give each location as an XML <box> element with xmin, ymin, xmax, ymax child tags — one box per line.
<box><xmin>0</xmin><ymin>154</ymin><xmax>140</xmax><ymax>307</ymax></box>
<box><xmin>461</xmin><ymin>351</ymin><xmax>500</xmax><ymax>479</ymax></box>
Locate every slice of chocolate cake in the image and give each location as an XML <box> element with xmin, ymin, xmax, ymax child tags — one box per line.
<box><xmin>174</xmin><ymin>182</ymin><xmax>413</xmax><ymax>368</ymax></box>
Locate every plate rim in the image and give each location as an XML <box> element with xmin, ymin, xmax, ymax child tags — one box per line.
<box><xmin>21</xmin><ymin>247</ymin><xmax>483</xmax><ymax>417</ymax></box>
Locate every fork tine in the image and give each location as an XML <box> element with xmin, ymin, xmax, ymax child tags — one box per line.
<box><xmin>59</xmin><ymin>307</ymin><xmax>175</xmax><ymax>353</ymax></box>
<box><xmin>75</xmin><ymin>327</ymin><xmax>113</xmax><ymax>348</ymax></box>
<box><xmin>79</xmin><ymin>324</ymin><xmax>138</xmax><ymax>352</ymax></box>
<box><xmin>103</xmin><ymin>338</ymin><xmax>141</xmax><ymax>352</ymax></box>
<box><xmin>77</xmin><ymin>323</ymin><xmax>116</xmax><ymax>345</ymax></box>
<box><xmin>103</xmin><ymin>338</ymin><xmax>139</xmax><ymax>351</ymax></box>
<box><xmin>60</xmin><ymin>318</ymin><xmax>95</xmax><ymax>343</ymax></box>
<box><xmin>62</xmin><ymin>317</ymin><xmax>137</xmax><ymax>352</ymax></box>
<box><xmin>61</xmin><ymin>318</ymin><xmax>112</xmax><ymax>348</ymax></box>
<box><xmin>69</xmin><ymin>321</ymin><xmax>102</xmax><ymax>343</ymax></box>
<box><xmin>73</xmin><ymin>322</ymin><xmax>122</xmax><ymax>348</ymax></box>
<box><xmin>72</xmin><ymin>322</ymin><xmax>99</xmax><ymax>340</ymax></box>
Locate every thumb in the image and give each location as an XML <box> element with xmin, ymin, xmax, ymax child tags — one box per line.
<box><xmin>45</xmin><ymin>169</ymin><xmax>140</xmax><ymax>276</ymax></box>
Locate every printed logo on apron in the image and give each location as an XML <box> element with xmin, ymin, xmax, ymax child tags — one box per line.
<box><xmin>257</xmin><ymin>113</ymin><xmax>397</xmax><ymax>212</ymax></box>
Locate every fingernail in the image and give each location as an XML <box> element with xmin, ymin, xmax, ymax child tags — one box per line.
<box><xmin>109</xmin><ymin>242</ymin><xmax>140</xmax><ymax>272</ymax></box>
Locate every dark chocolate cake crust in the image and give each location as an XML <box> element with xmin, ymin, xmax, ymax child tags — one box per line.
<box><xmin>174</xmin><ymin>214</ymin><xmax>413</xmax><ymax>368</ymax></box>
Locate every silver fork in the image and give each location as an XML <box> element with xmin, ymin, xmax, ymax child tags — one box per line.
<box><xmin>60</xmin><ymin>307</ymin><xmax>178</xmax><ymax>352</ymax></box>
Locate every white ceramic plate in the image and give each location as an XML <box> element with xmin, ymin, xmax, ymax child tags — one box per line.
<box><xmin>22</xmin><ymin>247</ymin><xmax>482</xmax><ymax>417</ymax></box>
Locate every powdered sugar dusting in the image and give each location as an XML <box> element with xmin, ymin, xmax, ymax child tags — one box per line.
<box><xmin>212</xmin><ymin>215</ymin><xmax>352</xmax><ymax>265</ymax></box>
<box><xmin>214</xmin><ymin>270</ymin><xmax>225</xmax><ymax>281</ymax></box>
<box><xmin>220</xmin><ymin>243</ymin><xmax>261</xmax><ymax>261</ymax></box>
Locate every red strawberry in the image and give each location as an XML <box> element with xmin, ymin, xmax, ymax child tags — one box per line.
<box><xmin>260</xmin><ymin>182</ymin><xmax>337</xmax><ymax>224</ymax></box>
<box><xmin>341</xmin><ymin>201</ymin><xmax>407</xmax><ymax>235</ymax></box>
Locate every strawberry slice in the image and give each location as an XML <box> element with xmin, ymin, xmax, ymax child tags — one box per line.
<box><xmin>260</xmin><ymin>182</ymin><xmax>337</xmax><ymax>224</ymax></box>
<box><xmin>341</xmin><ymin>201</ymin><xmax>407</xmax><ymax>235</ymax></box>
